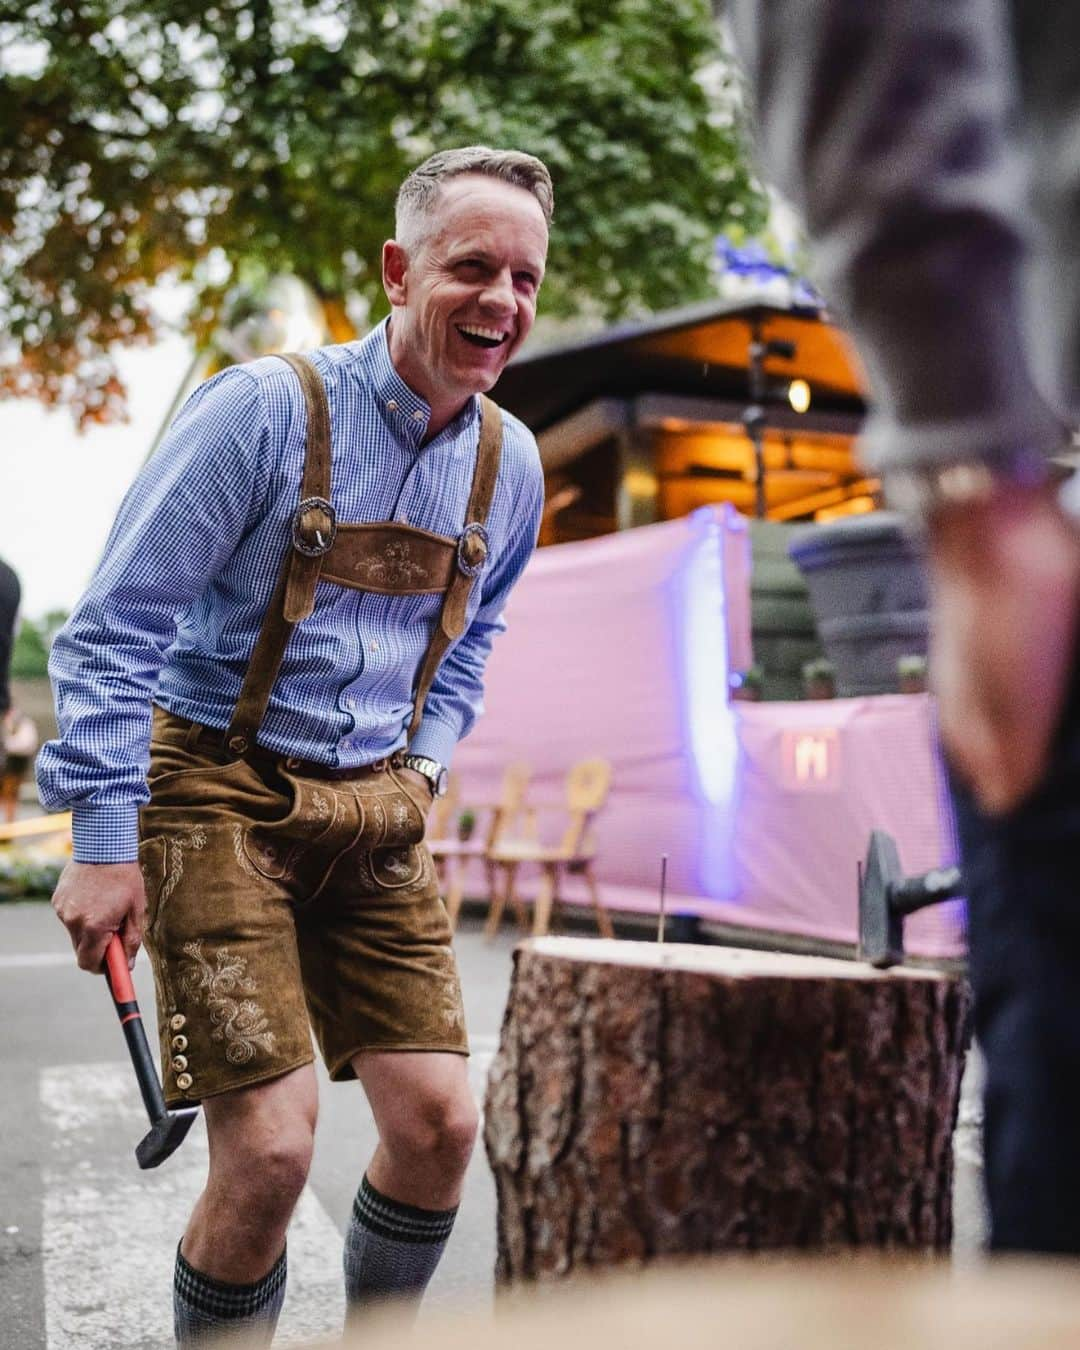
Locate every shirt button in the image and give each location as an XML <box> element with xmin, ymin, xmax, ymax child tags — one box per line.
<box><xmin>386</xmin><ymin>399</ymin><xmax>398</xmax><ymax>412</ymax></box>
<box><xmin>344</xmin><ymin>696</ymin><xmax>355</xmax><ymax>710</ymax></box>
<box><xmin>412</xmin><ymin>410</ymin><xmax>424</xmax><ymax>423</ymax></box>
<box><xmin>371</xmin><ymin>641</ymin><xmax>379</xmax><ymax>651</ymax></box>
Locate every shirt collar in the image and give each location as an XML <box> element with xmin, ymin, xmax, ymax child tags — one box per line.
<box><xmin>356</xmin><ymin>318</ymin><xmax>480</xmax><ymax>449</ymax></box>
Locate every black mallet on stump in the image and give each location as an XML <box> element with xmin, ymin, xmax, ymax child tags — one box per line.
<box><xmin>104</xmin><ymin>934</ymin><xmax>198</xmax><ymax>1168</ymax></box>
<box><xmin>858</xmin><ymin>830</ymin><xmax>964</xmax><ymax>969</ymax></box>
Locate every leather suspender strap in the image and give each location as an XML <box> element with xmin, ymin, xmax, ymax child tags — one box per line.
<box><xmin>225</xmin><ymin>359</ymin><xmax>504</xmax><ymax>759</ymax></box>
<box><xmin>279</xmin><ymin>353</ymin><xmax>335</xmax><ymax>625</ymax></box>
<box><xmin>225</xmin><ymin>353</ymin><xmax>333</xmax><ymax>754</ymax></box>
<box><xmin>406</xmin><ymin>395</ymin><xmax>503</xmax><ymax>741</ymax></box>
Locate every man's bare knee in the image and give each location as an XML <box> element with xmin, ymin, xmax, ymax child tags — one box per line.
<box><xmin>385</xmin><ymin>1087</ymin><xmax>478</xmax><ymax>1176</ymax></box>
<box><xmin>203</xmin><ymin>1070</ymin><xmax>317</xmax><ymax>1215</ymax></box>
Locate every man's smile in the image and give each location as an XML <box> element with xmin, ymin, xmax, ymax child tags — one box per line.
<box><xmin>455</xmin><ymin>323</ymin><xmax>509</xmax><ymax>350</ymax></box>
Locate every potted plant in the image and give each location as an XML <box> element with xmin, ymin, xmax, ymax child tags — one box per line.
<box><xmin>897</xmin><ymin>653</ymin><xmax>928</xmax><ymax>694</ymax></box>
<box><xmin>457</xmin><ymin>808</ymin><xmax>477</xmax><ymax>843</ymax></box>
<box><xmin>802</xmin><ymin>657</ymin><xmax>837</xmax><ymax>701</ymax></box>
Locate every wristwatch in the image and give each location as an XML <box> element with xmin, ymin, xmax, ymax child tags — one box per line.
<box><xmin>400</xmin><ymin>753</ymin><xmax>449</xmax><ymax>797</ymax></box>
<box><xmin>883</xmin><ymin>449</ymin><xmax>1050</xmax><ymax>527</ymax></box>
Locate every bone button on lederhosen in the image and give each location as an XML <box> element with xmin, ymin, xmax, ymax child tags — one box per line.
<box><xmin>223</xmin><ymin>352</ymin><xmax>503</xmax><ymax>762</ymax></box>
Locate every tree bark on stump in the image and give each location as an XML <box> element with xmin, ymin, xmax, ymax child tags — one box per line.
<box><xmin>484</xmin><ymin>938</ymin><xmax>972</xmax><ymax>1284</ymax></box>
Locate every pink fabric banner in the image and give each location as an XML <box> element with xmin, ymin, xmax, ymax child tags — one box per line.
<box><xmin>450</xmin><ymin>509</ymin><xmax>964</xmax><ymax>958</ymax></box>
<box><xmin>731</xmin><ymin>695</ymin><xmax>963</xmax><ymax>956</ymax></box>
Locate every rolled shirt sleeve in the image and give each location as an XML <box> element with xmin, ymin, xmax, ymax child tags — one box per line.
<box><xmin>37</xmin><ymin>368</ymin><xmax>272</xmax><ymax>862</ymax></box>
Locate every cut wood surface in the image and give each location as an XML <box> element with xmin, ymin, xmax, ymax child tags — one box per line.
<box><xmin>326</xmin><ymin>1258</ymin><xmax>1080</xmax><ymax>1350</ymax></box>
<box><xmin>485</xmin><ymin>938</ymin><xmax>971</xmax><ymax>1283</ymax></box>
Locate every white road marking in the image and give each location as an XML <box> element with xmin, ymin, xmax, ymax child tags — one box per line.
<box><xmin>0</xmin><ymin>953</ymin><xmax>74</xmax><ymax>970</ymax></box>
<box><xmin>42</xmin><ymin>1063</ymin><xmax>345</xmax><ymax>1349</ymax></box>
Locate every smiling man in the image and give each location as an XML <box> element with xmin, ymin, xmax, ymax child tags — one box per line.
<box><xmin>39</xmin><ymin>146</ymin><xmax>551</xmax><ymax>1345</ymax></box>
<box><xmin>385</xmin><ymin>166</ymin><xmax>548</xmax><ymax>434</ymax></box>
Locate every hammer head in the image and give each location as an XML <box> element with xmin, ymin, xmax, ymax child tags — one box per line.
<box><xmin>858</xmin><ymin>829</ymin><xmax>905</xmax><ymax>968</ymax></box>
<box><xmin>135</xmin><ymin>1107</ymin><xmax>200</xmax><ymax>1170</ymax></box>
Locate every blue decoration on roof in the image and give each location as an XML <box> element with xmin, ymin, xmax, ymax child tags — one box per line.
<box><xmin>715</xmin><ymin>235</ymin><xmax>824</xmax><ymax>309</ymax></box>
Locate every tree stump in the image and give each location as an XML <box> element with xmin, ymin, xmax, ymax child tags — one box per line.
<box><xmin>484</xmin><ymin>938</ymin><xmax>971</xmax><ymax>1283</ymax></box>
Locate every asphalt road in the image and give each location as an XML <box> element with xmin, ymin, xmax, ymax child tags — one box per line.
<box><xmin>0</xmin><ymin>900</ymin><xmax>520</xmax><ymax>1349</ymax></box>
<box><xmin>0</xmin><ymin>900</ymin><xmax>987</xmax><ymax>1349</ymax></box>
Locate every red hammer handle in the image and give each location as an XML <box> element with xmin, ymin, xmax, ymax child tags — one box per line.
<box><xmin>103</xmin><ymin>934</ymin><xmax>168</xmax><ymax>1123</ymax></box>
<box><xmin>104</xmin><ymin>933</ymin><xmax>137</xmax><ymax>1006</ymax></box>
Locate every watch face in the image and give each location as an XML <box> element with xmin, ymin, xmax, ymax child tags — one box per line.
<box><xmin>434</xmin><ymin>767</ymin><xmax>449</xmax><ymax>797</ymax></box>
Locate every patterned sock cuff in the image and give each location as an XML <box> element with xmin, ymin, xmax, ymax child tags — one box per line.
<box><xmin>175</xmin><ymin>1243</ymin><xmax>287</xmax><ymax>1321</ymax></box>
<box><xmin>353</xmin><ymin>1175</ymin><xmax>458</xmax><ymax>1245</ymax></box>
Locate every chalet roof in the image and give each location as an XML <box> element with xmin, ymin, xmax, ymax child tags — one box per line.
<box><xmin>492</xmin><ymin>299</ymin><xmax>868</xmax><ymax>435</ymax></box>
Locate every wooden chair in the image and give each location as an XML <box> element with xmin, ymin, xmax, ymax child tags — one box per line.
<box><xmin>485</xmin><ymin>758</ymin><xmax>614</xmax><ymax>940</ymax></box>
<box><xmin>0</xmin><ymin>811</ymin><xmax>72</xmax><ymax>848</ymax></box>
<box><xmin>428</xmin><ymin>762</ymin><xmax>531</xmax><ymax>931</ymax></box>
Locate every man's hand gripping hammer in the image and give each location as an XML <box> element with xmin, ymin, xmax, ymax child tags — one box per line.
<box><xmin>103</xmin><ymin>935</ymin><xmax>198</xmax><ymax>1168</ymax></box>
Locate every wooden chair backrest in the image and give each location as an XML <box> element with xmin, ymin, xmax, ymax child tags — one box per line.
<box><xmin>485</xmin><ymin>760</ymin><xmax>531</xmax><ymax>848</ymax></box>
<box><xmin>559</xmin><ymin>758</ymin><xmax>611</xmax><ymax>856</ymax></box>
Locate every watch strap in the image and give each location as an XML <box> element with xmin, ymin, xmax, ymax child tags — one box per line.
<box><xmin>400</xmin><ymin>754</ymin><xmax>447</xmax><ymax>796</ymax></box>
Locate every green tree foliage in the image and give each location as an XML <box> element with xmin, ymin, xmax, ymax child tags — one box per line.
<box><xmin>10</xmin><ymin>619</ymin><xmax>49</xmax><ymax>678</ymax></box>
<box><xmin>0</xmin><ymin>0</ymin><xmax>765</xmax><ymax>425</ymax></box>
<box><xmin>10</xmin><ymin>610</ymin><xmax>67</xmax><ymax>678</ymax></box>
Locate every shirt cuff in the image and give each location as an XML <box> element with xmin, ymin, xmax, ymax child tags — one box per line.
<box><xmin>71</xmin><ymin>803</ymin><xmax>142</xmax><ymax>864</ymax></box>
<box><xmin>408</xmin><ymin>717</ymin><xmax>460</xmax><ymax>772</ymax></box>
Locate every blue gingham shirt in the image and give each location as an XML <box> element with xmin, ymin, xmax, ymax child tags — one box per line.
<box><xmin>38</xmin><ymin>321</ymin><xmax>544</xmax><ymax>863</ymax></box>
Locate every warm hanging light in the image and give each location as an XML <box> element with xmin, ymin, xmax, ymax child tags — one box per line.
<box><xmin>788</xmin><ymin>379</ymin><xmax>811</xmax><ymax>414</ymax></box>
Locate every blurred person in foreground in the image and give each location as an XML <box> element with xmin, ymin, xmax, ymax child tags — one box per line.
<box><xmin>39</xmin><ymin>145</ymin><xmax>551</xmax><ymax>1342</ymax></box>
<box><xmin>0</xmin><ymin>557</ymin><xmax>35</xmax><ymax>822</ymax></box>
<box><xmin>0</xmin><ymin>558</ymin><xmax>18</xmax><ymax>721</ymax></box>
<box><xmin>729</xmin><ymin>1</ymin><xmax>1080</xmax><ymax>1252</ymax></box>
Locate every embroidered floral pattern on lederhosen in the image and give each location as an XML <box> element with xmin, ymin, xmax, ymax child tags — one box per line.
<box><xmin>178</xmin><ymin>939</ymin><xmax>277</xmax><ymax>1065</ymax></box>
<box><xmin>351</xmin><ymin>539</ymin><xmax>430</xmax><ymax>589</ymax></box>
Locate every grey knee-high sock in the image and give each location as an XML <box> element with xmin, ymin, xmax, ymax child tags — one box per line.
<box><xmin>343</xmin><ymin>1175</ymin><xmax>457</xmax><ymax>1316</ymax></box>
<box><xmin>173</xmin><ymin>1242</ymin><xmax>286</xmax><ymax>1346</ymax></box>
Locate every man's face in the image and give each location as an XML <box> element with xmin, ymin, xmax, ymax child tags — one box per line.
<box><xmin>383</xmin><ymin>175</ymin><xmax>549</xmax><ymax>416</ymax></box>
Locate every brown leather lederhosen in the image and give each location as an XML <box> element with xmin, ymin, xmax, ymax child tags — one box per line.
<box><xmin>224</xmin><ymin>352</ymin><xmax>503</xmax><ymax>763</ymax></box>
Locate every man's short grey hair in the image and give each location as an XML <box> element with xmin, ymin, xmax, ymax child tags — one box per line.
<box><xmin>395</xmin><ymin>146</ymin><xmax>554</xmax><ymax>251</ymax></box>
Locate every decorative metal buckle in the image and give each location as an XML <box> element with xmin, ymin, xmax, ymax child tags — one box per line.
<box><xmin>291</xmin><ymin>497</ymin><xmax>337</xmax><ymax>557</ymax></box>
<box><xmin>456</xmin><ymin>522</ymin><xmax>489</xmax><ymax>578</ymax></box>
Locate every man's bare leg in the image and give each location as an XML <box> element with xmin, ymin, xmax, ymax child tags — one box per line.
<box><xmin>344</xmin><ymin>1050</ymin><xmax>478</xmax><ymax>1320</ymax></box>
<box><xmin>175</xmin><ymin>1064</ymin><xmax>318</xmax><ymax>1344</ymax></box>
